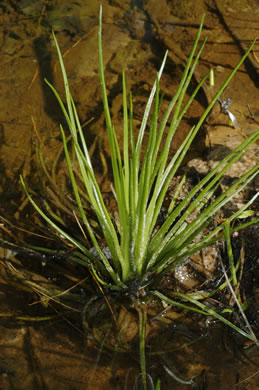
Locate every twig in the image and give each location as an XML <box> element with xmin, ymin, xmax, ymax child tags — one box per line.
<box><xmin>219</xmin><ymin>256</ymin><xmax>258</xmax><ymax>345</ymax></box>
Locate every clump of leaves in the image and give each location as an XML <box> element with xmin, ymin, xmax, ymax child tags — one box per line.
<box><xmin>21</xmin><ymin>7</ymin><xmax>258</xmax><ymax>347</ymax></box>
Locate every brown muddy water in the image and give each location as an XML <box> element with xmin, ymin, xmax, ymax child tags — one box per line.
<box><xmin>0</xmin><ymin>0</ymin><xmax>259</xmax><ymax>389</ymax></box>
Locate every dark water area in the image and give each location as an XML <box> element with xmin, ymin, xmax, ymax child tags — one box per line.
<box><xmin>0</xmin><ymin>0</ymin><xmax>258</xmax><ymax>389</ymax></box>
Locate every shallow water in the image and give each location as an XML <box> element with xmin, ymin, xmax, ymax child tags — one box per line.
<box><xmin>0</xmin><ymin>0</ymin><xmax>258</xmax><ymax>389</ymax></box>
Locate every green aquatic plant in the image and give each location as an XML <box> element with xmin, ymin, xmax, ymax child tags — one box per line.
<box><xmin>22</xmin><ymin>9</ymin><xmax>258</xmax><ymax>287</ymax></box>
<box><xmin>20</xmin><ymin>6</ymin><xmax>258</xmax><ymax>386</ymax></box>
<box><xmin>22</xmin><ymin>6</ymin><xmax>258</xmax><ymax>314</ymax></box>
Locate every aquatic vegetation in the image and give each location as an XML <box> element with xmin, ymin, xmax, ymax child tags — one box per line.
<box><xmin>19</xmin><ymin>6</ymin><xmax>258</xmax><ymax>389</ymax></box>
